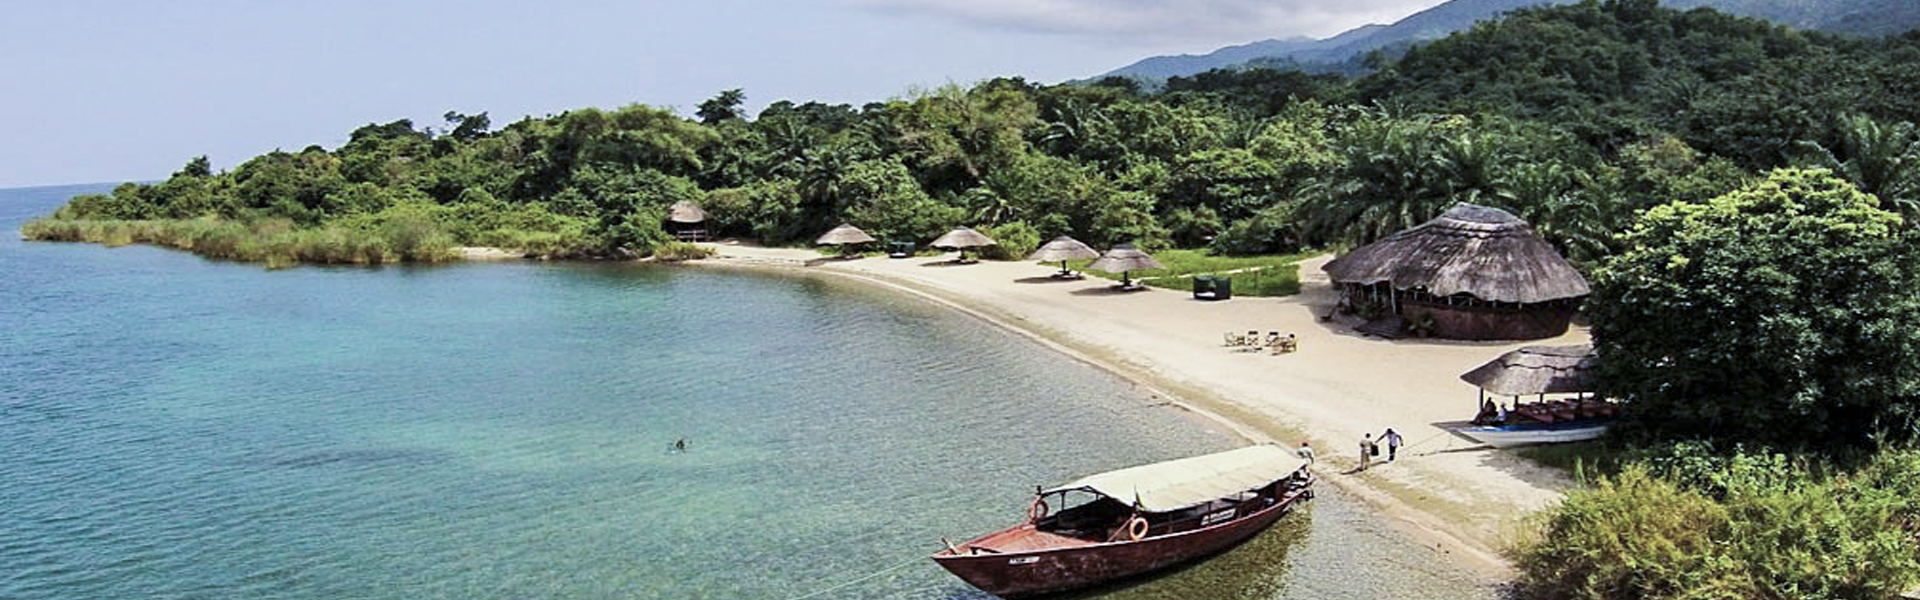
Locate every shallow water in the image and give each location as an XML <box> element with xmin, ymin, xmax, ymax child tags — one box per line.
<box><xmin>0</xmin><ymin>184</ymin><xmax>1496</xmax><ymax>599</ymax></box>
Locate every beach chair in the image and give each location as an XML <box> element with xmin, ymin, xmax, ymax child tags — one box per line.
<box><xmin>1268</xmin><ymin>333</ymin><xmax>1298</xmax><ymax>355</ymax></box>
<box><xmin>1223</xmin><ymin>331</ymin><xmax>1249</xmax><ymax>347</ymax></box>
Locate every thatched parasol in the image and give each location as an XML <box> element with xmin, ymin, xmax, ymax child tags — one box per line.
<box><xmin>1460</xmin><ymin>344</ymin><xmax>1596</xmax><ymax>397</ymax></box>
<box><xmin>1087</xmin><ymin>244</ymin><xmax>1165</xmax><ymax>288</ymax></box>
<box><xmin>930</xmin><ymin>227</ymin><xmax>997</xmax><ymax>262</ymax></box>
<box><xmin>1323</xmin><ymin>203</ymin><xmax>1590</xmax><ymax>304</ymax></box>
<box><xmin>1027</xmin><ymin>235</ymin><xmax>1099</xmax><ymax>277</ymax></box>
<box><xmin>815</xmin><ymin>223</ymin><xmax>877</xmax><ymax>247</ymax></box>
<box><xmin>667</xmin><ymin>201</ymin><xmax>708</xmax><ymax>224</ymax></box>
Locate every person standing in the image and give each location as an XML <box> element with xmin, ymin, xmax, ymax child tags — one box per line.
<box><xmin>1296</xmin><ymin>441</ymin><xmax>1316</xmax><ymax>465</ymax></box>
<box><xmin>1380</xmin><ymin>428</ymin><xmax>1404</xmax><ymax>462</ymax></box>
<box><xmin>1358</xmin><ymin>433</ymin><xmax>1375</xmax><ymax>471</ymax></box>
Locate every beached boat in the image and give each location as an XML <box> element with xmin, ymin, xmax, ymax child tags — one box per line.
<box><xmin>1457</xmin><ymin>420</ymin><xmax>1609</xmax><ymax>447</ymax></box>
<box><xmin>931</xmin><ymin>445</ymin><xmax>1313</xmax><ymax>598</ymax></box>
<box><xmin>1457</xmin><ymin>344</ymin><xmax>1616</xmax><ymax>447</ymax></box>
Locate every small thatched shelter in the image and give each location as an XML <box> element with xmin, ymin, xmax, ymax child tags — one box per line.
<box><xmin>1323</xmin><ymin>204</ymin><xmax>1589</xmax><ymax>340</ymax></box>
<box><xmin>1460</xmin><ymin>344</ymin><xmax>1596</xmax><ymax>397</ymax></box>
<box><xmin>667</xmin><ymin>201</ymin><xmax>709</xmax><ymax>241</ymax></box>
<box><xmin>816</xmin><ymin>223</ymin><xmax>877</xmax><ymax>248</ymax></box>
<box><xmin>1028</xmin><ymin>236</ymin><xmax>1099</xmax><ymax>277</ymax></box>
<box><xmin>930</xmin><ymin>227</ymin><xmax>996</xmax><ymax>262</ymax></box>
<box><xmin>1088</xmin><ymin>245</ymin><xmax>1165</xmax><ymax>288</ymax></box>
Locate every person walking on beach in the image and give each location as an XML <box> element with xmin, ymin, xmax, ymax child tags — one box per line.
<box><xmin>1380</xmin><ymin>428</ymin><xmax>1403</xmax><ymax>462</ymax></box>
<box><xmin>1359</xmin><ymin>433</ymin><xmax>1376</xmax><ymax>471</ymax></box>
<box><xmin>1296</xmin><ymin>441</ymin><xmax>1315</xmax><ymax>465</ymax></box>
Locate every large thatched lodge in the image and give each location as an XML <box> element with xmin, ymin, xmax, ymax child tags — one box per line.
<box><xmin>1323</xmin><ymin>203</ymin><xmax>1590</xmax><ymax>341</ymax></box>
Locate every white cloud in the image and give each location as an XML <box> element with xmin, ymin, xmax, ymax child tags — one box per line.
<box><xmin>847</xmin><ymin>0</ymin><xmax>1444</xmax><ymax>47</ymax></box>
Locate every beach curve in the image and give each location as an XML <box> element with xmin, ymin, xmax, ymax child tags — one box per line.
<box><xmin>689</xmin><ymin>241</ymin><xmax>1586</xmax><ymax>580</ymax></box>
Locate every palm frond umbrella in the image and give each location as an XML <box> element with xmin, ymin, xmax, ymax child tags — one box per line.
<box><xmin>1027</xmin><ymin>235</ymin><xmax>1099</xmax><ymax>278</ymax></box>
<box><xmin>1087</xmin><ymin>244</ymin><xmax>1165</xmax><ymax>289</ymax></box>
<box><xmin>667</xmin><ymin>201</ymin><xmax>709</xmax><ymax>224</ymax></box>
<box><xmin>929</xmin><ymin>226</ymin><xmax>997</xmax><ymax>263</ymax></box>
<box><xmin>815</xmin><ymin>224</ymin><xmax>877</xmax><ymax>255</ymax></box>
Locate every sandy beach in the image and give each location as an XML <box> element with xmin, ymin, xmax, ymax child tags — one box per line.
<box><xmin>695</xmin><ymin>241</ymin><xmax>1588</xmax><ymax>579</ymax></box>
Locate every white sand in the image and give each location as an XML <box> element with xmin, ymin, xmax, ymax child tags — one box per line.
<box><xmin>695</xmin><ymin>241</ymin><xmax>1586</xmax><ymax>577</ymax></box>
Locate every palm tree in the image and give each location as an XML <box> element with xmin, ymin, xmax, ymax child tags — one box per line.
<box><xmin>1797</xmin><ymin>114</ymin><xmax>1920</xmax><ymax>218</ymax></box>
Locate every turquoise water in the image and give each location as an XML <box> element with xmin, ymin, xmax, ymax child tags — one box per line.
<box><xmin>0</xmin><ymin>184</ymin><xmax>1496</xmax><ymax>599</ymax></box>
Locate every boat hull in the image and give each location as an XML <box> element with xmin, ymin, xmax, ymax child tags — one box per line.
<box><xmin>1459</xmin><ymin>422</ymin><xmax>1607</xmax><ymax>447</ymax></box>
<box><xmin>932</xmin><ymin>488</ymin><xmax>1309</xmax><ymax>598</ymax></box>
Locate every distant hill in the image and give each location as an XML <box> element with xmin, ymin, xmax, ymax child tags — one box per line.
<box><xmin>1096</xmin><ymin>0</ymin><xmax>1920</xmax><ymax>83</ymax></box>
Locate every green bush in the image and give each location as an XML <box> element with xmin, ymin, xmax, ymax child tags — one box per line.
<box><xmin>1515</xmin><ymin>449</ymin><xmax>1920</xmax><ymax>600</ymax></box>
<box><xmin>979</xmin><ymin>221</ymin><xmax>1040</xmax><ymax>260</ymax></box>
<box><xmin>1066</xmin><ymin>249</ymin><xmax>1305</xmax><ymax>296</ymax></box>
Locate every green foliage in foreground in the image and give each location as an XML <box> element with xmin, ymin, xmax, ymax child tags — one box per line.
<box><xmin>1069</xmin><ymin>250</ymin><xmax>1305</xmax><ymax>296</ymax></box>
<box><xmin>1515</xmin><ymin>446</ymin><xmax>1920</xmax><ymax>600</ymax></box>
<box><xmin>1590</xmin><ymin>168</ymin><xmax>1920</xmax><ymax>450</ymax></box>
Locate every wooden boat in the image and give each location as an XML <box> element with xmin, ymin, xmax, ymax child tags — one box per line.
<box><xmin>931</xmin><ymin>445</ymin><xmax>1313</xmax><ymax>598</ymax></box>
<box><xmin>1462</xmin><ymin>397</ymin><xmax>1617</xmax><ymax>447</ymax></box>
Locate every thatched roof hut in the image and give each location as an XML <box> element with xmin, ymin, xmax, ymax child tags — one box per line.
<box><xmin>1325</xmin><ymin>204</ymin><xmax>1589</xmax><ymax>303</ymax></box>
<box><xmin>667</xmin><ymin>201</ymin><xmax>708</xmax><ymax>224</ymax></box>
<box><xmin>1460</xmin><ymin>344</ymin><xmax>1595</xmax><ymax>396</ymax></box>
<box><xmin>1323</xmin><ymin>204</ymin><xmax>1589</xmax><ymax>340</ymax></box>
<box><xmin>815</xmin><ymin>224</ymin><xmax>877</xmax><ymax>246</ymax></box>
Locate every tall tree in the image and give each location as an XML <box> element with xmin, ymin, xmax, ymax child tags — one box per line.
<box><xmin>1590</xmin><ymin>168</ymin><xmax>1920</xmax><ymax>449</ymax></box>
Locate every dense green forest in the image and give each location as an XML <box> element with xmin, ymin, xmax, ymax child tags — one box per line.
<box><xmin>27</xmin><ymin>3</ymin><xmax>1920</xmax><ymax>595</ymax></box>
<box><xmin>32</xmin><ymin>0</ymin><xmax>1920</xmax><ymax>267</ymax></box>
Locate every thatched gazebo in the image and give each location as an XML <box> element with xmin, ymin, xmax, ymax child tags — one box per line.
<box><xmin>1323</xmin><ymin>203</ymin><xmax>1589</xmax><ymax>340</ymax></box>
<box><xmin>667</xmin><ymin>201</ymin><xmax>709</xmax><ymax>242</ymax></box>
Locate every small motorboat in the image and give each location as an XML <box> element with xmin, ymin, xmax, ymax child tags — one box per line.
<box><xmin>932</xmin><ymin>445</ymin><xmax>1313</xmax><ymax>598</ymax></box>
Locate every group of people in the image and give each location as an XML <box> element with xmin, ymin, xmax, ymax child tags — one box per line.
<box><xmin>1292</xmin><ymin>427</ymin><xmax>1404</xmax><ymax>472</ymax></box>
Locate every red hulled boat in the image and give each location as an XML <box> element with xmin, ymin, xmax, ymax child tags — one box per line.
<box><xmin>932</xmin><ymin>445</ymin><xmax>1314</xmax><ymax>598</ymax></box>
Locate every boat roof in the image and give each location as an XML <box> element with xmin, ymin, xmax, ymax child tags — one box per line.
<box><xmin>1042</xmin><ymin>445</ymin><xmax>1307</xmax><ymax>513</ymax></box>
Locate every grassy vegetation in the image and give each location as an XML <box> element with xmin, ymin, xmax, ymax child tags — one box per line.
<box><xmin>1514</xmin><ymin>440</ymin><xmax>1633</xmax><ymax>477</ymax></box>
<box><xmin>22</xmin><ymin>217</ymin><xmax>459</xmax><ymax>267</ymax></box>
<box><xmin>1064</xmin><ymin>249</ymin><xmax>1309</xmax><ymax>296</ymax></box>
<box><xmin>652</xmin><ymin>241</ymin><xmax>716</xmax><ymax>261</ymax></box>
<box><xmin>1511</xmin><ymin>446</ymin><xmax>1920</xmax><ymax>600</ymax></box>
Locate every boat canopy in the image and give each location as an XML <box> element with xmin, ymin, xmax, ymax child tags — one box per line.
<box><xmin>1042</xmin><ymin>445</ymin><xmax>1307</xmax><ymax>513</ymax></box>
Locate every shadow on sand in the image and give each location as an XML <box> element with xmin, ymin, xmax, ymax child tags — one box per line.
<box><xmin>1068</xmin><ymin>284</ymin><xmax>1151</xmax><ymax>297</ymax></box>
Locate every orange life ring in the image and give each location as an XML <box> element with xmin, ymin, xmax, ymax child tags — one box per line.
<box><xmin>1027</xmin><ymin>498</ymin><xmax>1051</xmax><ymax>522</ymax></box>
<box><xmin>1125</xmin><ymin>517</ymin><xmax>1149</xmax><ymax>541</ymax></box>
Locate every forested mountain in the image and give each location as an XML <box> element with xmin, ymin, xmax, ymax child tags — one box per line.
<box><xmin>1098</xmin><ymin>0</ymin><xmax>1920</xmax><ymax>83</ymax></box>
<box><xmin>31</xmin><ymin>0</ymin><xmax>1920</xmax><ymax>271</ymax></box>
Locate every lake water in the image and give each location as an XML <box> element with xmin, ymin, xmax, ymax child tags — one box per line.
<box><xmin>0</xmin><ymin>184</ymin><xmax>1496</xmax><ymax>599</ymax></box>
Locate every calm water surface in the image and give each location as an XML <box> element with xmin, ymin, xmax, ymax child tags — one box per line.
<box><xmin>0</xmin><ymin>184</ymin><xmax>1496</xmax><ymax>599</ymax></box>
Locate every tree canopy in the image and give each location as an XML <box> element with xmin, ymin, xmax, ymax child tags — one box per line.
<box><xmin>1589</xmin><ymin>168</ymin><xmax>1920</xmax><ymax>449</ymax></box>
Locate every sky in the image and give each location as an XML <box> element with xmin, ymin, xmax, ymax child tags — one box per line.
<box><xmin>0</xmin><ymin>0</ymin><xmax>1447</xmax><ymax>189</ymax></box>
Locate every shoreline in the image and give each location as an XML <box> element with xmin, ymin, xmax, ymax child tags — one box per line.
<box><xmin>688</xmin><ymin>242</ymin><xmax>1589</xmax><ymax>581</ymax></box>
<box><xmin>28</xmin><ymin>233</ymin><xmax>1559</xmax><ymax>579</ymax></box>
